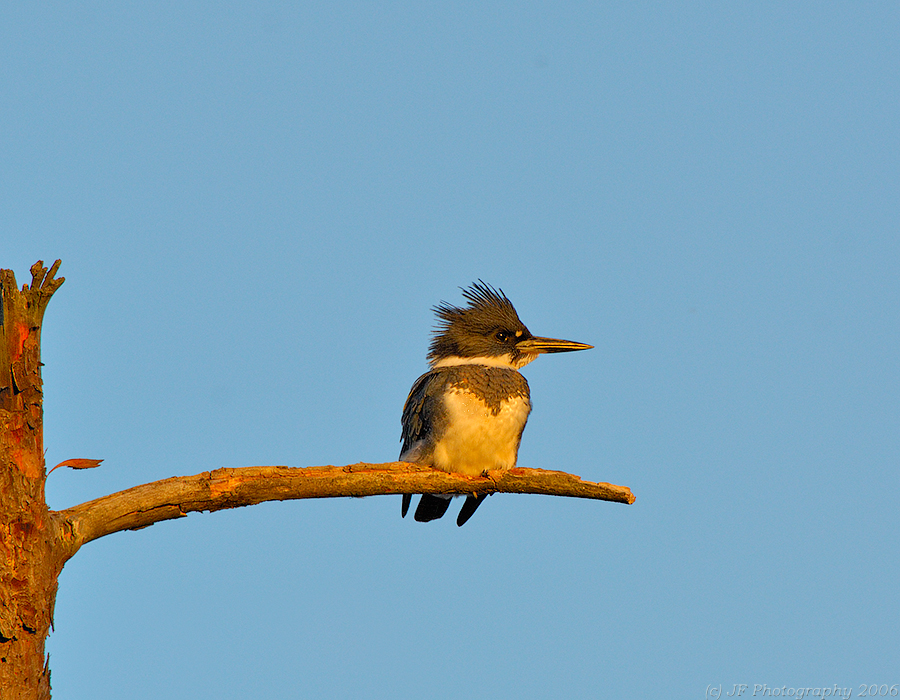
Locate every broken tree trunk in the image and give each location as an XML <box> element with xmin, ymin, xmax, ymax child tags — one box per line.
<box><xmin>0</xmin><ymin>261</ymin><xmax>67</xmax><ymax>700</ymax></box>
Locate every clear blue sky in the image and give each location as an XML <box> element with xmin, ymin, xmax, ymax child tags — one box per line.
<box><xmin>3</xmin><ymin>3</ymin><xmax>898</xmax><ymax>698</ymax></box>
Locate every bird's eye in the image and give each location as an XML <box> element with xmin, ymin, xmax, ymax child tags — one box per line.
<box><xmin>495</xmin><ymin>331</ymin><xmax>510</xmax><ymax>342</ymax></box>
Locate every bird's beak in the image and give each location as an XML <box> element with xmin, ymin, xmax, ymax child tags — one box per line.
<box><xmin>515</xmin><ymin>336</ymin><xmax>594</xmax><ymax>354</ymax></box>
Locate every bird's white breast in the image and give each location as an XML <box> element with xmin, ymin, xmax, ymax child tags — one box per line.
<box><xmin>431</xmin><ymin>388</ymin><xmax>531</xmax><ymax>476</ymax></box>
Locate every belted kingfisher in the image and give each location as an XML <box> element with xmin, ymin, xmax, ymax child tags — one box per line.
<box><xmin>400</xmin><ymin>281</ymin><xmax>592</xmax><ymax>526</ymax></box>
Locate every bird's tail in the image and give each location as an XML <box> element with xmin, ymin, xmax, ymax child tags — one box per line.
<box><xmin>414</xmin><ymin>494</ymin><xmax>452</xmax><ymax>522</ymax></box>
<box><xmin>456</xmin><ymin>494</ymin><xmax>485</xmax><ymax>526</ymax></box>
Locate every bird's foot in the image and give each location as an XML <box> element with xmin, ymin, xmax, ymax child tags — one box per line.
<box><xmin>482</xmin><ymin>468</ymin><xmax>503</xmax><ymax>487</ymax></box>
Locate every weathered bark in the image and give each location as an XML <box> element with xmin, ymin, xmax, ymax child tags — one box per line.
<box><xmin>0</xmin><ymin>261</ymin><xmax>66</xmax><ymax>700</ymax></box>
<box><xmin>0</xmin><ymin>260</ymin><xmax>635</xmax><ymax>699</ymax></box>
<box><xmin>54</xmin><ymin>463</ymin><xmax>635</xmax><ymax>548</ymax></box>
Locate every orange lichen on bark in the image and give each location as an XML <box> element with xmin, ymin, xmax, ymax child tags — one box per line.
<box><xmin>11</xmin><ymin>447</ymin><xmax>43</xmax><ymax>480</ymax></box>
<box><xmin>11</xmin><ymin>322</ymin><xmax>29</xmax><ymax>360</ymax></box>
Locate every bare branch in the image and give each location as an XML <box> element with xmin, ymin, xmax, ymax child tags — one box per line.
<box><xmin>52</xmin><ymin>463</ymin><xmax>634</xmax><ymax>550</ymax></box>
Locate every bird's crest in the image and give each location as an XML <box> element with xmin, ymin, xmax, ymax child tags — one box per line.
<box><xmin>427</xmin><ymin>281</ymin><xmax>529</xmax><ymax>363</ymax></box>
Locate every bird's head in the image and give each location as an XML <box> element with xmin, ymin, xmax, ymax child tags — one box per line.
<box><xmin>427</xmin><ymin>281</ymin><xmax>593</xmax><ymax>369</ymax></box>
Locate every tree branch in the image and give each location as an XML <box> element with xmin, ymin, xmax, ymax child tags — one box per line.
<box><xmin>52</xmin><ymin>463</ymin><xmax>634</xmax><ymax>550</ymax></box>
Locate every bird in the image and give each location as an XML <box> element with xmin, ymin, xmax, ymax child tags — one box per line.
<box><xmin>399</xmin><ymin>281</ymin><xmax>592</xmax><ymax>526</ymax></box>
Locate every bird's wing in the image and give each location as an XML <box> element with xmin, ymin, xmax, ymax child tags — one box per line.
<box><xmin>400</xmin><ymin>369</ymin><xmax>449</xmax><ymax>519</ymax></box>
<box><xmin>399</xmin><ymin>369</ymin><xmax>447</xmax><ymax>459</ymax></box>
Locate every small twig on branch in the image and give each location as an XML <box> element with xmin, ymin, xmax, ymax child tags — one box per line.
<box><xmin>52</xmin><ymin>463</ymin><xmax>634</xmax><ymax>551</ymax></box>
<box><xmin>47</xmin><ymin>458</ymin><xmax>104</xmax><ymax>476</ymax></box>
